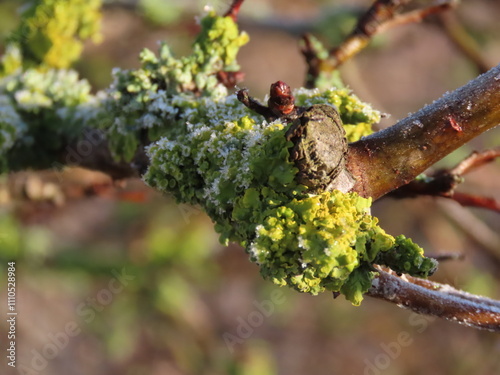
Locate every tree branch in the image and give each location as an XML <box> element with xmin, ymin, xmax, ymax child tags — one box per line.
<box><xmin>377</xmin><ymin>2</ymin><xmax>455</xmax><ymax>33</ymax></box>
<box><xmin>38</xmin><ymin>128</ymin><xmax>144</xmax><ymax>181</ymax></box>
<box><xmin>303</xmin><ymin>0</ymin><xmax>455</xmax><ymax>87</ymax></box>
<box><xmin>347</xmin><ymin>63</ymin><xmax>500</xmax><ymax>200</ymax></box>
<box><xmin>224</xmin><ymin>0</ymin><xmax>245</xmax><ymax>22</ymax></box>
<box><xmin>389</xmin><ymin>148</ymin><xmax>500</xmax><ymax>212</ymax></box>
<box><xmin>368</xmin><ymin>268</ymin><xmax>500</xmax><ymax>331</ymax></box>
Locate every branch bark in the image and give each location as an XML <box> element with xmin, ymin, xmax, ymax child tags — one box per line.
<box><xmin>389</xmin><ymin>147</ymin><xmax>500</xmax><ymax>212</ymax></box>
<box><xmin>328</xmin><ymin>0</ymin><xmax>455</xmax><ymax>70</ymax></box>
<box><xmin>347</xmin><ymin>63</ymin><xmax>500</xmax><ymax>200</ymax></box>
<box><xmin>48</xmin><ymin>129</ymin><xmax>143</xmax><ymax>181</ymax></box>
<box><xmin>368</xmin><ymin>268</ymin><xmax>500</xmax><ymax>331</ymax></box>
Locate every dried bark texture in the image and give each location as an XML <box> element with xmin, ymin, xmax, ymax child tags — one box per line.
<box><xmin>348</xmin><ymin>64</ymin><xmax>500</xmax><ymax>200</ymax></box>
<box><xmin>368</xmin><ymin>269</ymin><xmax>500</xmax><ymax>331</ymax></box>
<box><xmin>286</xmin><ymin>104</ymin><xmax>349</xmax><ymax>192</ymax></box>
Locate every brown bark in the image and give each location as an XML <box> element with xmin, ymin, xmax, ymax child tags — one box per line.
<box><xmin>347</xmin><ymin>64</ymin><xmax>500</xmax><ymax>200</ymax></box>
<box><xmin>368</xmin><ymin>269</ymin><xmax>500</xmax><ymax>331</ymax></box>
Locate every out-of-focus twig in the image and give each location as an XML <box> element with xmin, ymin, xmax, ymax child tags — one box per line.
<box><xmin>377</xmin><ymin>2</ymin><xmax>455</xmax><ymax>33</ymax></box>
<box><xmin>224</xmin><ymin>0</ymin><xmax>245</xmax><ymax>22</ymax></box>
<box><xmin>303</xmin><ymin>0</ymin><xmax>456</xmax><ymax>88</ymax></box>
<box><xmin>425</xmin><ymin>252</ymin><xmax>465</xmax><ymax>262</ymax></box>
<box><xmin>437</xmin><ymin>12</ymin><xmax>491</xmax><ymax>74</ymax></box>
<box><xmin>389</xmin><ymin>148</ymin><xmax>500</xmax><ymax>212</ymax></box>
<box><xmin>449</xmin><ymin>148</ymin><xmax>500</xmax><ymax>176</ymax></box>
<box><xmin>448</xmin><ymin>192</ymin><xmax>500</xmax><ymax>212</ymax></box>
<box><xmin>367</xmin><ymin>268</ymin><xmax>500</xmax><ymax>331</ymax></box>
<box><xmin>437</xmin><ymin>199</ymin><xmax>500</xmax><ymax>267</ymax></box>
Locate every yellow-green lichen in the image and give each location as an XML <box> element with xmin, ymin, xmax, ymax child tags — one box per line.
<box><xmin>143</xmin><ymin>85</ymin><xmax>436</xmax><ymax>305</ymax></box>
<box><xmin>4</xmin><ymin>0</ymin><xmax>102</xmax><ymax>71</ymax></box>
<box><xmin>101</xmin><ymin>11</ymin><xmax>249</xmax><ymax>161</ymax></box>
<box><xmin>112</xmin><ymin>12</ymin><xmax>436</xmax><ymax>305</ymax></box>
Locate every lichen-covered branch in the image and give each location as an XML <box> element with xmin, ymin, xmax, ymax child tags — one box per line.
<box><xmin>1</xmin><ymin>0</ymin><xmax>102</xmax><ymax>74</ymax></box>
<box><xmin>1</xmin><ymin>0</ymin><xmax>499</xmax><ymax>328</ymax></box>
<box><xmin>368</xmin><ymin>269</ymin><xmax>500</xmax><ymax>332</ymax></box>
<box><xmin>348</xmin><ymin>64</ymin><xmax>500</xmax><ymax>200</ymax></box>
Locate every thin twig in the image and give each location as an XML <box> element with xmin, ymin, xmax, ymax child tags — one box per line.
<box><xmin>301</xmin><ymin>34</ymin><xmax>323</xmax><ymax>89</ymax></box>
<box><xmin>328</xmin><ymin>0</ymin><xmax>411</xmax><ymax>69</ymax></box>
<box><xmin>224</xmin><ymin>0</ymin><xmax>245</xmax><ymax>22</ymax></box>
<box><xmin>437</xmin><ymin>199</ymin><xmax>500</xmax><ymax>267</ymax></box>
<box><xmin>425</xmin><ymin>252</ymin><xmax>465</xmax><ymax>262</ymax></box>
<box><xmin>449</xmin><ymin>192</ymin><xmax>500</xmax><ymax>212</ymax></box>
<box><xmin>236</xmin><ymin>88</ymin><xmax>277</xmax><ymax>121</ymax></box>
<box><xmin>450</xmin><ymin>148</ymin><xmax>500</xmax><ymax>176</ymax></box>
<box><xmin>437</xmin><ymin>12</ymin><xmax>491</xmax><ymax>74</ymax></box>
<box><xmin>303</xmin><ymin>0</ymin><xmax>455</xmax><ymax>87</ymax></box>
<box><xmin>389</xmin><ymin>148</ymin><xmax>500</xmax><ymax>212</ymax></box>
<box><xmin>377</xmin><ymin>2</ymin><xmax>454</xmax><ymax>33</ymax></box>
<box><xmin>367</xmin><ymin>268</ymin><xmax>500</xmax><ymax>331</ymax></box>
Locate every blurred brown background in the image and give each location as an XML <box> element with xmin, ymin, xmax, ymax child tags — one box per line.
<box><xmin>0</xmin><ymin>0</ymin><xmax>499</xmax><ymax>374</ymax></box>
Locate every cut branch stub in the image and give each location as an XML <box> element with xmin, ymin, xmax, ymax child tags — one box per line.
<box><xmin>286</xmin><ymin>104</ymin><xmax>354</xmax><ymax>192</ymax></box>
<box><xmin>236</xmin><ymin>83</ymin><xmax>355</xmax><ymax>192</ymax></box>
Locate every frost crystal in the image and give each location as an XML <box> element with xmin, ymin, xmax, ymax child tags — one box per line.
<box><xmin>0</xmin><ymin>68</ymin><xmax>96</xmax><ymax>171</ymax></box>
